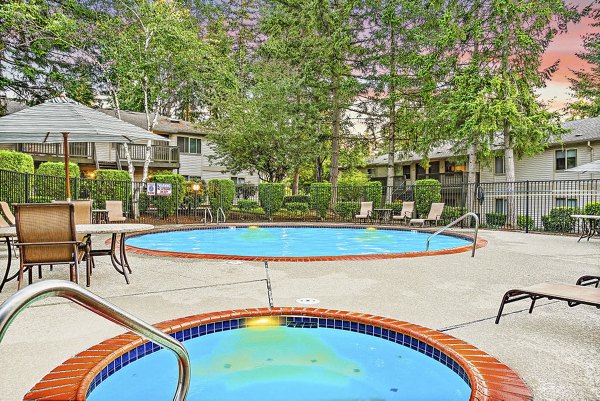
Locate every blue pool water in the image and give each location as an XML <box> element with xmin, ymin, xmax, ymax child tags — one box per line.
<box><xmin>126</xmin><ymin>227</ymin><xmax>471</xmax><ymax>257</ymax></box>
<box><xmin>88</xmin><ymin>326</ymin><xmax>470</xmax><ymax>401</ymax></box>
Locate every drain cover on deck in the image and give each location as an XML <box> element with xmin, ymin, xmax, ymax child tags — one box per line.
<box><xmin>296</xmin><ymin>298</ymin><xmax>320</xmax><ymax>305</ymax></box>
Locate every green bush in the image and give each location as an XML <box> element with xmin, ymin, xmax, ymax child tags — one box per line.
<box><xmin>485</xmin><ymin>212</ymin><xmax>506</xmax><ymax>228</ymax></box>
<box><xmin>182</xmin><ymin>180</ymin><xmax>207</xmax><ymax>211</ymax></box>
<box><xmin>258</xmin><ymin>183</ymin><xmax>285</xmax><ymax>217</ymax></box>
<box><xmin>236</xmin><ymin>183</ymin><xmax>257</xmax><ymax>199</ymax></box>
<box><xmin>149</xmin><ymin>171</ymin><xmax>185</xmax><ymax>218</ymax></box>
<box><xmin>542</xmin><ymin>207</ymin><xmax>579</xmax><ymax>232</ymax></box>
<box><xmin>441</xmin><ymin>206</ymin><xmax>467</xmax><ymax>224</ymax></box>
<box><xmin>310</xmin><ymin>182</ymin><xmax>332</xmax><ymax>218</ymax></box>
<box><xmin>92</xmin><ymin>169</ymin><xmax>131</xmax><ymax>208</ymax></box>
<box><xmin>285</xmin><ymin>202</ymin><xmax>309</xmax><ymax>214</ymax></box>
<box><xmin>237</xmin><ymin>199</ymin><xmax>259</xmax><ymax>211</ymax></box>
<box><xmin>414</xmin><ymin>179</ymin><xmax>441</xmax><ymax>218</ymax></box>
<box><xmin>365</xmin><ymin>181</ymin><xmax>383</xmax><ymax>208</ymax></box>
<box><xmin>283</xmin><ymin>195</ymin><xmax>310</xmax><ymax>205</ymax></box>
<box><xmin>335</xmin><ymin>201</ymin><xmax>360</xmax><ymax>219</ymax></box>
<box><xmin>337</xmin><ymin>171</ymin><xmax>370</xmax><ymax>201</ymax></box>
<box><xmin>0</xmin><ymin>150</ymin><xmax>34</xmax><ymax>173</ymax></box>
<box><xmin>34</xmin><ymin>161</ymin><xmax>80</xmax><ymax>200</ymax></box>
<box><xmin>384</xmin><ymin>201</ymin><xmax>404</xmax><ymax>215</ymax></box>
<box><xmin>208</xmin><ymin>179</ymin><xmax>235</xmax><ymax>215</ymax></box>
<box><xmin>583</xmin><ymin>202</ymin><xmax>600</xmax><ymax>216</ymax></box>
<box><xmin>517</xmin><ymin>215</ymin><xmax>535</xmax><ymax>231</ymax></box>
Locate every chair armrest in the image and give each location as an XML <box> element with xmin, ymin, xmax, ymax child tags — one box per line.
<box><xmin>16</xmin><ymin>241</ymin><xmax>82</xmax><ymax>247</ymax></box>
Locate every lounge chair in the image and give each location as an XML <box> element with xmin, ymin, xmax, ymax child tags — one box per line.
<box><xmin>106</xmin><ymin>200</ymin><xmax>127</xmax><ymax>223</ymax></box>
<box><xmin>577</xmin><ymin>275</ymin><xmax>600</xmax><ymax>288</ymax></box>
<box><xmin>0</xmin><ymin>201</ymin><xmax>16</xmax><ymax>225</ymax></box>
<box><xmin>392</xmin><ymin>201</ymin><xmax>414</xmax><ymax>224</ymax></box>
<box><xmin>408</xmin><ymin>202</ymin><xmax>445</xmax><ymax>227</ymax></box>
<box><xmin>355</xmin><ymin>201</ymin><xmax>373</xmax><ymax>222</ymax></box>
<box><xmin>14</xmin><ymin>203</ymin><xmax>90</xmax><ymax>289</ymax></box>
<box><xmin>495</xmin><ymin>281</ymin><xmax>600</xmax><ymax>323</ymax></box>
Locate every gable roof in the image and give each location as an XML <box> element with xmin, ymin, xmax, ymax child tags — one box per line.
<box><xmin>98</xmin><ymin>109</ymin><xmax>203</xmax><ymax>136</ymax></box>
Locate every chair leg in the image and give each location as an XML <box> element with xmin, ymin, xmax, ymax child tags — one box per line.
<box><xmin>28</xmin><ymin>266</ymin><xmax>33</xmax><ymax>284</ymax></box>
<box><xmin>17</xmin><ymin>262</ymin><xmax>24</xmax><ymax>290</ymax></box>
<box><xmin>38</xmin><ymin>265</ymin><xmax>42</xmax><ymax>279</ymax></box>
<box><xmin>495</xmin><ymin>291</ymin><xmax>511</xmax><ymax>324</ymax></box>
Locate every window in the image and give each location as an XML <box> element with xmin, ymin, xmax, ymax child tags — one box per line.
<box><xmin>556</xmin><ymin>198</ymin><xmax>577</xmax><ymax>208</ymax></box>
<box><xmin>556</xmin><ymin>149</ymin><xmax>576</xmax><ymax>170</ymax></box>
<box><xmin>231</xmin><ymin>177</ymin><xmax>245</xmax><ymax>185</ymax></box>
<box><xmin>402</xmin><ymin>165</ymin><xmax>411</xmax><ymax>179</ymax></box>
<box><xmin>429</xmin><ymin>161</ymin><xmax>440</xmax><ymax>174</ymax></box>
<box><xmin>495</xmin><ymin>156</ymin><xmax>505</xmax><ymax>174</ymax></box>
<box><xmin>495</xmin><ymin>198</ymin><xmax>506</xmax><ymax>214</ymax></box>
<box><xmin>177</xmin><ymin>136</ymin><xmax>201</xmax><ymax>154</ymax></box>
<box><xmin>367</xmin><ymin>168</ymin><xmax>375</xmax><ymax>176</ymax></box>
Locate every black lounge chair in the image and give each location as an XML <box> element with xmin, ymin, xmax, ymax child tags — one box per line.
<box><xmin>495</xmin><ymin>281</ymin><xmax>600</xmax><ymax>324</ymax></box>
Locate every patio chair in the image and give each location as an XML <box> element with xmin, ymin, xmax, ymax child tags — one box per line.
<box><xmin>577</xmin><ymin>275</ymin><xmax>600</xmax><ymax>288</ymax></box>
<box><xmin>106</xmin><ymin>200</ymin><xmax>127</xmax><ymax>223</ymax></box>
<box><xmin>14</xmin><ymin>203</ymin><xmax>90</xmax><ymax>289</ymax></box>
<box><xmin>408</xmin><ymin>202</ymin><xmax>445</xmax><ymax>227</ymax></box>
<box><xmin>495</xmin><ymin>282</ymin><xmax>600</xmax><ymax>323</ymax></box>
<box><xmin>0</xmin><ymin>201</ymin><xmax>16</xmax><ymax>225</ymax></box>
<box><xmin>392</xmin><ymin>201</ymin><xmax>415</xmax><ymax>224</ymax></box>
<box><xmin>355</xmin><ymin>201</ymin><xmax>373</xmax><ymax>222</ymax></box>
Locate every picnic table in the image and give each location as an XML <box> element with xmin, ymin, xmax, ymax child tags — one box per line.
<box><xmin>571</xmin><ymin>214</ymin><xmax>600</xmax><ymax>242</ymax></box>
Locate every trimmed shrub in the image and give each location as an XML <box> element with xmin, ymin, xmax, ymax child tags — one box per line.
<box><xmin>414</xmin><ymin>179</ymin><xmax>441</xmax><ymax>218</ymax></box>
<box><xmin>258</xmin><ymin>183</ymin><xmax>285</xmax><ymax>217</ymax></box>
<box><xmin>542</xmin><ymin>207</ymin><xmax>579</xmax><ymax>232</ymax></box>
<box><xmin>310</xmin><ymin>182</ymin><xmax>332</xmax><ymax>218</ymax></box>
<box><xmin>384</xmin><ymin>200</ymin><xmax>404</xmax><ymax>216</ymax></box>
<box><xmin>517</xmin><ymin>215</ymin><xmax>535</xmax><ymax>231</ymax></box>
<box><xmin>285</xmin><ymin>202</ymin><xmax>309</xmax><ymax>214</ymax></box>
<box><xmin>0</xmin><ymin>150</ymin><xmax>34</xmax><ymax>173</ymax></box>
<box><xmin>237</xmin><ymin>199</ymin><xmax>259</xmax><ymax>211</ymax></box>
<box><xmin>365</xmin><ymin>181</ymin><xmax>383</xmax><ymax>208</ymax></box>
<box><xmin>182</xmin><ymin>180</ymin><xmax>207</xmax><ymax>211</ymax></box>
<box><xmin>149</xmin><ymin>171</ymin><xmax>185</xmax><ymax>218</ymax></box>
<box><xmin>208</xmin><ymin>179</ymin><xmax>235</xmax><ymax>215</ymax></box>
<box><xmin>485</xmin><ymin>212</ymin><xmax>506</xmax><ymax>228</ymax></box>
<box><xmin>34</xmin><ymin>161</ymin><xmax>80</xmax><ymax>200</ymax></box>
<box><xmin>283</xmin><ymin>195</ymin><xmax>310</xmax><ymax>205</ymax></box>
<box><xmin>441</xmin><ymin>206</ymin><xmax>467</xmax><ymax>225</ymax></box>
<box><xmin>583</xmin><ymin>202</ymin><xmax>600</xmax><ymax>216</ymax></box>
<box><xmin>236</xmin><ymin>183</ymin><xmax>257</xmax><ymax>199</ymax></box>
<box><xmin>93</xmin><ymin>169</ymin><xmax>131</xmax><ymax>208</ymax></box>
<box><xmin>335</xmin><ymin>201</ymin><xmax>360</xmax><ymax>219</ymax></box>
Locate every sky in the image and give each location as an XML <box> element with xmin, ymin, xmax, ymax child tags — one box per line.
<box><xmin>540</xmin><ymin>0</ymin><xmax>599</xmax><ymax>113</ymax></box>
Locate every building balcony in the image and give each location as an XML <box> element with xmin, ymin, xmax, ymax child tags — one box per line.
<box><xmin>116</xmin><ymin>144</ymin><xmax>180</xmax><ymax>169</ymax></box>
<box><xmin>416</xmin><ymin>172</ymin><xmax>479</xmax><ymax>186</ymax></box>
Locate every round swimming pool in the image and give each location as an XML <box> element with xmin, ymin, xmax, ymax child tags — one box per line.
<box><xmin>30</xmin><ymin>309</ymin><xmax>530</xmax><ymax>401</ymax></box>
<box><xmin>126</xmin><ymin>226</ymin><xmax>479</xmax><ymax>261</ymax></box>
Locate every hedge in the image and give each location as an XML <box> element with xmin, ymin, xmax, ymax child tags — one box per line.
<box><xmin>310</xmin><ymin>182</ymin><xmax>331</xmax><ymax>218</ymax></box>
<box><xmin>236</xmin><ymin>183</ymin><xmax>257</xmax><ymax>199</ymax></box>
<box><xmin>149</xmin><ymin>171</ymin><xmax>185</xmax><ymax>218</ymax></box>
<box><xmin>414</xmin><ymin>179</ymin><xmax>441</xmax><ymax>218</ymax></box>
<box><xmin>335</xmin><ymin>201</ymin><xmax>360</xmax><ymax>219</ymax></box>
<box><xmin>258</xmin><ymin>183</ymin><xmax>285</xmax><ymax>217</ymax></box>
<box><xmin>285</xmin><ymin>202</ymin><xmax>309</xmax><ymax>214</ymax></box>
<box><xmin>583</xmin><ymin>202</ymin><xmax>600</xmax><ymax>216</ymax></box>
<box><xmin>365</xmin><ymin>181</ymin><xmax>383</xmax><ymax>208</ymax></box>
<box><xmin>441</xmin><ymin>206</ymin><xmax>467</xmax><ymax>225</ymax></box>
<box><xmin>0</xmin><ymin>150</ymin><xmax>34</xmax><ymax>173</ymax></box>
<box><xmin>208</xmin><ymin>179</ymin><xmax>235</xmax><ymax>215</ymax></box>
<box><xmin>384</xmin><ymin>201</ymin><xmax>404</xmax><ymax>216</ymax></box>
<box><xmin>93</xmin><ymin>169</ymin><xmax>131</xmax><ymax>208</ymax></box>
<box><xmin>485</xmin><ymin>212</ymin><xmax>506</xmax><ymax>228</ymax></box>
<box><xmin>182</xmin><ymin>180</ymin><xmax>207</xmax><ymax>211</ymax></box>
<box><xmin>542</xmin><ymin>207</ymin><xmax>579</xmax><ymax>232</ymax></box>
<box><xmin>237</xmin><ymin>199</ymin><xmax>259</xmax><ymax>211</ymax></box>
<box><xmin>34</xmin><ymin>161</ymin><xmax>80</xmax><ymax>200</ymax></box>
<box><xmin>283</xmin><ymin>195</ymin><xmax>310</xmax><ymax>205</ymax></box>
<box><xmin>517</xmin><ymin>215</ymin><xmax>535</xmax><ymax>231</ymax></box>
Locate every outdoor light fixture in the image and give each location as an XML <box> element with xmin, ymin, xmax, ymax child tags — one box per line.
<box><xmin>192</xmin><ymin>183</ymin><xmax>200</xmax><ymax>192</ymax></box>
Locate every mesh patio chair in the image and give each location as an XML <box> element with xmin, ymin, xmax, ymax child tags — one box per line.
<box><xmin>53</xmin><ymin>200</ymin><xmax>94</xmax><ymax>280</ymax></box>
<box><xmin>0</xmin><ymin>201</ymin><xmax>16</xmax><ymax>225</ymax></box>
<box><xmin>14</xmin><ymin>203</ymin><xmax>90</xmax><ymax>289</ymax></box>
<box><xmin>106</xmin><ymin>200</ymin><xmax>127</xmax><ymax>223</ymax></box>
<box><xmin>355</xmin><ymin>201</ymin><xmax>373</xmax><ymax>222</ymax></box>
<box><xmin>408</xmin><ymin>203</ymin><xmax>445</xmax><ymax>227</ymax></box>
<box><xmin>392</xmin><ymin>201</ymin><xmax>415</xmax><ymax>224</ymax></box>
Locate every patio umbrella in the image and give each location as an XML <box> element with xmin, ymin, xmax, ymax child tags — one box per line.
<box><xmin>0</xmin><ymin>96</ymin><xmax>165</xmax><ymax>200</ymax></box>
<box><xmin>566</xmin><ymin>160</ymin><xmax>600</xmax><ymax>173</ymax></box>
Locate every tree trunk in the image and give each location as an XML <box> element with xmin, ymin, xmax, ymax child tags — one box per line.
<box><xmin>330</xmin><ymin>83</ymin><xmax>341</xmax><ymax>206</ymax></box>
<box><xmin>504</xmin><ymin>121</ymin><xmax>517</xmax><ymax>228</ymax></box>
<box><xmin>466</xmin><ymin>142</ymin><xmax>478</xmax><ymax>214</ymax></box>
<box><xmin>386</xmin><ymin>21</ymin><xmax>397</xmax><ymax>204</ymax></box>
<box><xmin>292</xmin><ymin>167</ymin><xmax>300</xmax><ymax>195</ymax></box>
<box><xmin>315</xmin><ymin>156</ymin><xmax>323</xmax><ymax>182</ymax></box>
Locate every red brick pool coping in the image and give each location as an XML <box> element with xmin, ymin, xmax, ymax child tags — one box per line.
<box><xmin>24</xmin><ymin>307</ymin><xmax>531</xmax><ymax>401</ymax></box>
<box><xmin>121</xmin><ymin>223</ymin><xmax>487</xmax><ymax>262</ymax></box>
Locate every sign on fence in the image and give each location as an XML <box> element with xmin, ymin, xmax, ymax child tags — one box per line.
<box><xmin>156</xmin><ymin>183</ymin><xmax>172</xmax><ymax>196</ymax></box>
<box><xmin>146</xmin><ymin>182</ymin><xmax>156</xmax><ymax>196</ymax></box>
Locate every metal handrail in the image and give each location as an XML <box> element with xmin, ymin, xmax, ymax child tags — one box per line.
<box><xmin>216</xmin><ymin>207</ymin><xmax>226</xmax><ymax>224</ymax></box>
<box><xmin>0</xmin><ymin>280</ymin><xmax>190</xmax><ymax>401</ymax></box>
<box><xmin>425</xmin><ymin>212</ymin><xmax>479</xmax><ymax>257</ymax></box>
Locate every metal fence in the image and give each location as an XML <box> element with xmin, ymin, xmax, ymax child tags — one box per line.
<box><xmin>0</xmin><ymin>168</ymin><xmax>598</xmax><ymax>233</ymax></box>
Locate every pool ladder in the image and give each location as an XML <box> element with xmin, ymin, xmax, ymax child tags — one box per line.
<box><xmin>425</xmin><ymin>212</ymin><xmax>479</xmax><ymax>257</ymax></box>
<box><xmin>0</xmin><ymin>280</ymin><xmax>191</xmax><ymax>401</ymax></box>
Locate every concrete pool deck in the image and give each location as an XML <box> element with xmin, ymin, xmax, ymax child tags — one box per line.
<box><xmin>0</xmin><ymin>228</ymin><xmax>598</xmax><ymax>400</ymax></box>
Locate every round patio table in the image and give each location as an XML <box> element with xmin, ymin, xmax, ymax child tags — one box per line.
<box><xmin>0</xmin><ymin>223</ymin><xmax>154</xmax><ymax>292</ymax></box>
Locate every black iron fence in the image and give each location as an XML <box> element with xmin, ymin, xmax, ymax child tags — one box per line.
<box><xmin>0</xmin><ymin>168</ymin><xmax>599</xmax><ymax>234</ymax></box>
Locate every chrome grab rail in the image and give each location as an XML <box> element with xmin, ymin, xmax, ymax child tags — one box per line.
<box><xmin>425</xmin><ymin>212</ymin><xmax>479</xmax><ymax>257</ymax></box>
<box><xmin>0</xmin><ymin>280</ymin><xmax>191</xmax><ymax>401</ymax></box>
<box><xmin>216</xmin><ymin>207</ymin><xmax>226</xmax><ymax>224</ymax></box>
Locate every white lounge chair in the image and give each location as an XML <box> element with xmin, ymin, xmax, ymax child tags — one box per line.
<box><xmin>409</xmin><ymin>202</ymin><xmax>445</xmax><ymax>227</ymax></box>
<box><xmin>392</xmin><ymin>201</ymin><xmax>414</xmax><ymax>224</ymax></box>
<box><xmin>355</xmin><ymin>201</ymin><xmax>373</xmax><ymax>222</ymax></box>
